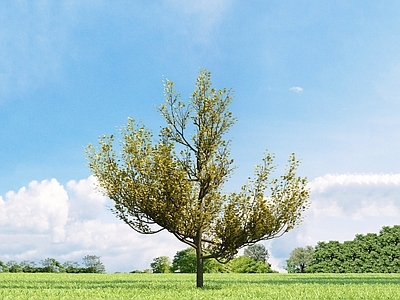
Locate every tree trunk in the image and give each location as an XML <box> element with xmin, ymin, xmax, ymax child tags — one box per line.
<box><xmin>300</xmin><ymin>263</ymin><xmax>305</xmax><ymax>273</ymax></box>
<box><xmin>196</xmin><ymin>241</ymin><xmax>204</xmax><ymax>288</ymax></box>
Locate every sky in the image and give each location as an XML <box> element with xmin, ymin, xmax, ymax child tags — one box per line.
<box><xmin>1</xmin><ymin>1</ymin><xmax>400</xmax><ymax>273</ymax></box>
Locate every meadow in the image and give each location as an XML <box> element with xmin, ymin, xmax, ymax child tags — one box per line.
<box><xmin>1</xmin><ymin>273</ymin><xmax>400</xmax><ymax>299</ymax></box>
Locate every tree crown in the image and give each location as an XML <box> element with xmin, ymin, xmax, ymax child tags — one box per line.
<box><xmin>86</xmin><ymin>69</ymin><xmax>310</xmax><ymax>286</ymax></box>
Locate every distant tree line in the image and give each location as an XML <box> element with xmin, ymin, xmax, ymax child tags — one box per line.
<box><xmin>0</xmin><ymin>255</ymin><xmax>105</xmax><ymax>273</ymax></box>
<box><xmin>147</xmin><ymin>244</ymin><xmax>277</xmax><ymax>274</ymax></box>
<box><xmin>286</xmin><ymin>225</ymin><xmax>400</xmax><ymax>273</ymax></box>
<box><xmin>308</xmin><ymin>225</ymin><xmax>400</xmax><ymax>273</ymax></box>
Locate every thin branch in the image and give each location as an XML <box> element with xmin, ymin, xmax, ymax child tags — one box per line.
<box><xmin>173</xmin><ymin>232</ymin><xmax>196</xmax><ymax>248</ymax></box>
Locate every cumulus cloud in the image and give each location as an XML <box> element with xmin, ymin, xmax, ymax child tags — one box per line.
<box><xmin>2</xmin><ymin>173</ymin><xmax>400</xmax><ymax>273</ymax></box>
<box><xmin>290</xmin><ymin>86</ymin><xmax>303</xmax><ymax>93</ymax></box>
<box><xmin>268</xmin><ymin>173</ymin><xmax>400</xmax><ymax>271</ymax></box>
<box><xmin>66</xmin><ymin>176</ymin><xmax>109</xmax><ymax>221</ymax></box>
<box><xmin>0</xmin><ymin>179</ymin><xmax>68</xmax><ymax>243</ymax></box>
<box><xmin>0</xmin><ymin>176</ymin><xmax>182</xmax><ymax>272</ymax></box>
<box><xmin>307</xmin><ymin>173</ymin><xmax>400</xmax><ymax>220</ymax></box>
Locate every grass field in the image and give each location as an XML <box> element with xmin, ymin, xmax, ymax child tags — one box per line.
<box><xmin>1</xmin><ymin>273</ymin><xmax>400</xmax><ymax>299</ymax></box>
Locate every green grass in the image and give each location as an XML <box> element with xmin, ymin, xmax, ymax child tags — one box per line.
<box><xmin>1</xmin><ymin>273</ymin><xmax>400</xmax><ymax>299</ymax></box>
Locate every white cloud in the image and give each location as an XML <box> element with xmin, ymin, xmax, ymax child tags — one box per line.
<box><xmin>66</xmin><ymin>176</ymin><xmax>109</xmax><ymax>221</ymax></box>
<box><xmin>0</xmin><ymin>176</ymin><xmax>182</xmax><ymax>272</ymax></box>
<box><xmin>2</xmin><ymin>173</ymin><xmax>400</xmax><ymax>273</ymax></box>
<box><xmin>307</xmin><ymin>173</ymin><xmax>400</xmax><ymax>220</ymax></box>
<box><xmin>268</xmin><ymin>173</ymin><xmax>400</xmax><ymax>271</ymax></box>
<box><xmin>0</xmin><ymin>179</ymin><xmax>68</xmax><ymax>243</ymax></box>
<box><xmin>290</xmin><ymin>86</ymin><xmax>303</xmax><ymax>93</ymax></box>
<box><xmin>308</xmin><ymin>173</ymin><xmax>400</xmax><ymax>193</ymax></box>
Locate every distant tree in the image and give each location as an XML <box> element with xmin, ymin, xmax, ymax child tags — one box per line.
<box><xmin>40</xmin><ymin>258</ymin><xmax>64</xmax><ymax>273</ymax></box>
<box><xmin>6</xmin><ymin>261</ymin><xmax>22</xmax><ymax>273</ymax></box>
<box><xmin>86</xmin><ymin>69</ymin><xmax>310</xmax><ymax>287</ymax></box>
<box><xmin>150</xmin><ymin>256</ymin><xmax>172</xmax><ymax>273</ymax></box>
<box><xmin>285</xmin><ymin>246</ymin><xmax>314</xmax><ymax>273</ymax></box>
<box><xmin>0</xmin><ymin>261</ymin><xmax>8</xmax><ymax>272</ymax></box>
<box><xmin>308</xmin><ymin>241</ymin><xmax>343</xmax><ymax>273</ymax></box>
<box><xmin>83</xmin><ymin>255</ymin><xmax>105</xmax><ymax>273</ymax></box>
<box><xmin>229</xmin><ymin>256</ymin><xmax>273</xmax><ymax>273</ymax></box>
<box><xmin>370</xmin><ymin>226</ymin><xmax>400</xmax><ymax>272</ymax></box>
<box><xmin>244</xmin><ymin>244</ymin><xmax>269</xmax><ymax>263</ymax></box>
<box><xmin>172</xmin><ymin>248</ymin><xmax>197</xmax><ymax>273</ymax></box>
<box><xmin>142</xmin><ymin>269</ymin><xmax>152</xmax><ymax>274</ymax></box>
<box><xmin>20</xmin><ymin>260</ymin><xmax>37</xmax><ymax>273</ymax></box>
<box><xmin>204</xmin><ymin>257</ymin><xmax>230</xmax><ymax>273</ymax></box>
<box><xmin>63</xmin><ymin>261</ymin><xmax>82</xmax><ymax>273</ymax></box>
<box><xmin>130</xmin><ymin>269</ymin><xmax>146</xmax><ymax>273</ymax></box>
<box><xmin>171</xmin><ymin>248</ymin><xmax>229</xmax><ymax>273</ymax></box>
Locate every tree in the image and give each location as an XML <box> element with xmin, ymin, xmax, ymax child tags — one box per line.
<box><xmin>171</xmin><ymin>248</ymin><xmax>232</xmax><ymax>273</ymax></box>
<box><xmin>229</xmin><ymin>255</ymin><xmax>273</xmax><ymax>273</ymax></box>
<box><xmin>82</xmin><ymin>255</ymin><xmax>105</xmax><ymax>273</ymax></box>
<box><xmin>285</xmin><ymin>246</ymin><xmax>314</xmax><ymax>273</ymax></box>
<box><xmin>172</xmin><ymin>248</ymin><xmax>197</xmax><ymax>273</ymax></box>
<box><xmin>20</xmin><ymin>260</ymin><xmax>37</xmax><ymax>273</ymax></box>
<box><xmin>244</xmin><ymin>244</ymin><xmax>269</xmax><ymax>263</ymax></box>
<box><xmin>6</xmin><ymin>261</ymin><xmax>22</xmax><ymax>273</ymax></box>
<box><xmin>86</xmin><ymin>69</ymin><xmax>310</xmax><ymax>287</ymax></box>
<box><xmin>63</xmin><ymin>261</ymin><xmax>81</xmax><ymax>273</ymax></box>
<box><xmin>40</xmin><ymin>258</ymin><xmax>64</xmax><ymax>273</ymax></box>
<box><xmin>171</xmin><ymin>248</ymin><xmax>229</xmax><ymax>273</ymax></box>
<box><xmin>150</xmin><ymin>256</ymin><xmax>172</xmax><ymax>273</ymax></box>
<box><xmin>0</xmin><ymin>261</ymin><xmax>8</xmax><ymax>272</ymax></box>
<box><xmin>203</xmin><ymin>257</ymin><xmax>230</xmax><ymax>273</ymax></box>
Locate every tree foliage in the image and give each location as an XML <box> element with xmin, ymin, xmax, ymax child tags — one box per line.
<box><xmin>40</xmin><ymin>258</ymin><xmax>65</xmax><ymax>273</ymax></box>
<box><xmin>172</xmin><ymin>248</ymin><xmax>197</xmax><ymax>273</ymax></box>
<box><xmin>83</xmin><ymin>255</ymin><xmax>106</xmax><ymax>274</ymax></box>
<box><xmin>244</xmin><ymin>244</ymin><xmax>269</xmax><ymax>263</ymax></box>
<box><xmin>150</xmin><ymin>256</ymin><xmax>172</xmax><ymax>273</ymax></box>
<box><xmin>86</xmin><ymin>69</ymin><xmax>310</xmax><ymax>287</ymax></box>
<box><xmin>6</xmin><ymin>261</ymin><xmax>23</xmax><ymax>273</ymax></box>
<box><xmin>20</xmin><ymin>260</ymin><xmax>37</xmax><ymax>273</ymax></box>
<box><xmin>168</xmin><ymin>247</ymin><xmax>273</xmax><ymax>273</ymax></box>
<box><xmin>0</xmin><ymin>261</ymin><xmax>8</xmax><ymax>272</ymax></box>
<box><xmin>229</xmin><ymin>256</ymin><xmax>274</xmax><ymax>273</ymax></box>
<box><xmin>285</xmin><ymin>246</ymin><xmax>314</xmax><ymax>273</ymax></box>
<box><xmin>307</xmin><ymin>225</ymin><xmax>400</xmax><ymax>273</ymax></box>
<box><xmin>63</xmin><ymin>261</ymin><xmax>81</xmax><ymax>273</ymax></box>
<box><xmin>0</xmin><ymin>256</ymin><xmax>105</xmax><ymax>273</ymax></box>
<box><xmin>171</xmin><ymin>248</ymin><xmax>228</xmax><ymax>273</ymax></box>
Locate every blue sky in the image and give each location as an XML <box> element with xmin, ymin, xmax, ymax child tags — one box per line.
<box><xmin>1</xmin><ymin>1</ymin><xmax>400</xmax><ymax>272</ymax></box>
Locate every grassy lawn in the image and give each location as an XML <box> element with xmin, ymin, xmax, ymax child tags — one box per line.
<box><xmin>1</xmin><ymin>273</ymin><xmax>400</xmax><ymax>299</ymax></box>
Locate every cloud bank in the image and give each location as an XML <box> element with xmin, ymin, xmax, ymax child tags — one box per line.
<box><xmin>1</xmin><ymin>173</ymin><xmax>400</xmax><ymax>272</ymax></box>
<box><xmin>269</xmin><ymin>173</ymin><xmax>400</xmax><ymax>271</ymax></box>
<box><xmin>0</xmin><ymin>176</ymin><xmax>182</xmax><ymax>272</ymax></box>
